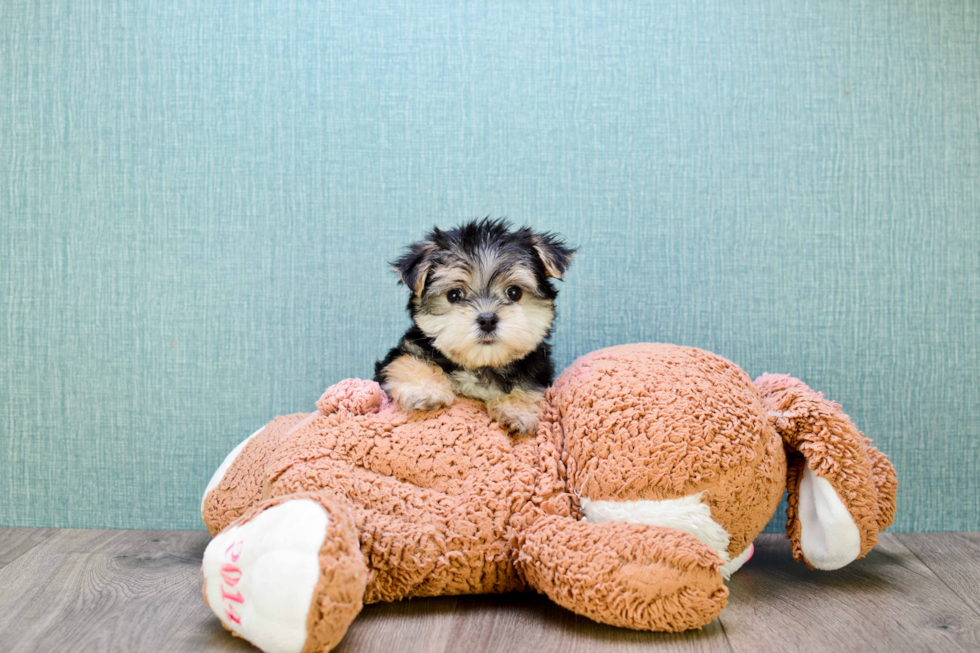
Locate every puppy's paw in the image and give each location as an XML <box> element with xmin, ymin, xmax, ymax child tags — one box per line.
<box><xmin>381</xmin><ymin>354</ymin><xmax>457</xmax><ymax>413</ymax></box>
<box><xmin>487</xmin><ymin>390</ymin><xmax>544</xmax><ymax>435</ymax></box>
<box><xmin>390</xmin><ymin>383</ymin><xmax>456</xmax><ymax>412</ymax></box>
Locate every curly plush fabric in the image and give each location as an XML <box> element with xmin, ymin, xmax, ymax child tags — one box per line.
<box><xmin>518</xmin><ymin>517</ymin><xmax>729</xmax><ymax>630</ymax></box>
<box><xmin>201</xmin><ymin>343</ymin><xmax>897</xmax><ymax>652</ymax></box>
<box><xmin>547</xmin><ymin>344</ymin><xmax>787</xmax><ymax>558</ymax></box>
<box><xmin>203</xmin><ymin>413</ymin><xmax>310</xmax><ymax>536</ymax></box>
<box><xmin>755</xmin><ymin>373</ymin><xmax>898</xmax><ymax>567</ymax></box>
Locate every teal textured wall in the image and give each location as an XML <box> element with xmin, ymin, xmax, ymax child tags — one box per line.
<box><xmin>1</xmin><ymin>1</ymin><xmax>978</xmax><ymax>532</ymax></box>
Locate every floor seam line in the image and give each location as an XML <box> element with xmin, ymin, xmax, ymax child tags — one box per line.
<box><xmin>716</xmin><ymin>613</ymin><xmax>737</xmax><ymax>653</ymax></box>
<box><xmin>0</xmin><ymin>528</ymin><xmax>60</xmax><ymax>571</ymax></box>
<box><xmin>894</xmin><ymin>533</ymin><xmax>980</xmax><ymax>621</ymax></box>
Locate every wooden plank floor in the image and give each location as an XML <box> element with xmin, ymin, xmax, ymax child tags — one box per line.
<box><xmin>0</xmin><ymin>529</ymin><xmax>977</xmax><ymax>652</ymax></box>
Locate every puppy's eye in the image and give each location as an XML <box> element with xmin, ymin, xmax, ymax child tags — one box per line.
<box><xmin>447</xmin><ymin>289</ymin><xmax>464</xmax><ymax>303</ymax></box>
<box><xmin>505</xmin><ymin>286</ymin><xmax>523</xmax><ymax>302</ymax></box>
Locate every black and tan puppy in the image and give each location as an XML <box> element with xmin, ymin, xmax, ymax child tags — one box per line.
<box><xmin>375</xmin><ymin>219</ymin><xmax>575</xmax><ymax>435</ymax></box>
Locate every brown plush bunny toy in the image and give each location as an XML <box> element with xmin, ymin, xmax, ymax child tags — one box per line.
<box><xmin>200</xmin><ymin>343</ymin><xmax>896</xmax><ymax>653</ymax></box>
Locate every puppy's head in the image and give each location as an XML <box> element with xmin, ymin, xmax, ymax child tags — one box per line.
<box><xmin>392</xmin><ymin>219</ymin><xmax>575</xmax><ymax>369</ymax></box>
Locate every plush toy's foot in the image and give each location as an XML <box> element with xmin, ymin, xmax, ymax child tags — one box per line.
<box><xmin>722</xmin><ymin>543</ymin><xmax>754</xmax><ymax>577</ymax></box>
<box><xmin>519</xmin><ymin>516</ymin><xmax>728</xmax><ymax>632</ymax></box>
<box><xmin>203</xmin><ymin>492</ymin><xmax>367</xmax><ymax>653</ymax></box>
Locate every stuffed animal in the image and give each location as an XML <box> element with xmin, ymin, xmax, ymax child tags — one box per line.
<box><xmin>200</xmin><ymin>344</ymin><xmax>896</xmax><ymax>653</ymax></box>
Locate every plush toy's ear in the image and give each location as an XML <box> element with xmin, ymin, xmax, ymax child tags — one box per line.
<box><xmin>530</xmin><ymin>231</ymin><xmax>576</xmax><ymax>280</ymax></box>
<box><xmin>755</xmin><ymin>373</ymin><xmax>897</xmax><ymax>571</ymax></box>
<box><xmin>390</xmin><ymin>236</ymin><xmax>441</xmax><ymax>297</ymax></box>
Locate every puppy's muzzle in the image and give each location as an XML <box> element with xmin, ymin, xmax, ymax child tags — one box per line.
<box><xmin>476</xmin><ymin>313</ymin><xmax>499</xmax><ymax>333</ymax></box>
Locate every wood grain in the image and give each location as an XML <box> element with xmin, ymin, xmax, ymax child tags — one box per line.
<box><xmin>897</xmin><ymin>532</ymin><xmax>980</xmax><ymax>619</ymax></box>
<box><xmin>0</xmin><ymin>528</ymin><xmax>211</xmax><ymax>653</ymax></box>
<box><xmin>0</xmin><ymin>527</ymin><xmax>57</xmax><ymax>569</ymax></box>
<box><xmin>158</xmin><ymin>608</ymin><xmax>258</xmax><ymax>653</ymax></box>
<box><xmin>1</xmin><ymin>528</ymin><xmax>979</xmax><ymax>652</ymax></box>
<box><xmin>718</xmin><ymin>533</ymin><xmax>980</xmax><ymax>653</ymax></box>
<box><xmin>337</xmin><ymin>597</ymin><xmax>459</xmax><ymax>653</ymax></box>
<box><xmin>442</xmin><ymin>593</ymin><xmax>731</xmax><ymax>653</ymax></box>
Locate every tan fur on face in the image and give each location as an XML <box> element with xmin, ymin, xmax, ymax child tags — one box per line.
<box><xmin>381</xmin><ymin>354</ymin><xmax>456</xmax><ymax>411</ymax></box>
<box><xmin>415</xmin><ymin>295</ymin><xmax>553</xmax><ymax>369</ymax></box>
<box><xmin>425</xmin><ymin>261</ymin><xmax>473</xmax><ymax>297</ymax></box>
<box><xmin>487</xmin><ymin>389</ymin><xmax>544</xmax><ymax>435</ymax></box>
<box><xmin>414</xmin><ymin>255</ymin><xmax>555</xmax><ymax>370</ymax></box>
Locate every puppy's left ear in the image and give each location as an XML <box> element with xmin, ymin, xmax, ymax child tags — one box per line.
<box><xmin>391</xmin><ymin>238</ymin><xmax>440</xmax><ymax>297</ymax></box>
<box><xmin>531</xmin><ymin>232</ymin><xmax>577</xmax><ymax>279</ymax></box>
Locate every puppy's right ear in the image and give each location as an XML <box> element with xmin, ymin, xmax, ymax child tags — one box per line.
<box><xmin>530</xmin><ymin>231</ymin><xmax>576</xmax><ymax>280</ymax></box>
<box><xmin>391</xmin><ymin>238</ymin><xmax>440</xmax><ymax>297</ymax></box>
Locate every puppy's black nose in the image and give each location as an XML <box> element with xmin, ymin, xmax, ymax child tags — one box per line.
<box><xmin>476</xmin><ymin>313</ymin><xmax>499</xmax><ymax>333</ymax></box>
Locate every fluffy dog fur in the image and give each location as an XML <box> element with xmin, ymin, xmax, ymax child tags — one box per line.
<box><xmin>375</xmin><ymin>219</ymin><xmax>575</xmax><ymax>434</ymax></box>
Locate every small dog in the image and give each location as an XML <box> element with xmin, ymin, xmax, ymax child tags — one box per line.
<box><xmin>375</xmin><ymin>219</ymin><xmax>575</xmax><ymax>435</ymax></box>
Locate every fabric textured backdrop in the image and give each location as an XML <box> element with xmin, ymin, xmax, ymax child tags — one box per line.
<box><xmin>1</xmin><ymin>1</ymin><xmax>977</xmax><ymax>532</ymax></box>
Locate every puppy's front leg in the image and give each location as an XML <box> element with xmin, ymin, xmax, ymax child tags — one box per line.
<box><xmin>380</xmin><ymin>354</ymin><xmax>456</xmax><ymax>412</ymax></box>
<box><xmin>487</xmin><ymin>388</ymin><xmax>544</xmax><ymax>435</ymax></box>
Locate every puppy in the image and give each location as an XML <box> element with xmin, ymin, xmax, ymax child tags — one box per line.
<box><xmin>374</xmin><ymin>219</ymin><xmax>575</xmax><ymax>435</ymax></box>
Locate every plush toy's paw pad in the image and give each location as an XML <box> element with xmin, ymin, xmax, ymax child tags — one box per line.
<box><xmin>203</xmin><ymin>499</ymin><xmax>328</xmax><ymax>653</ymax></box>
